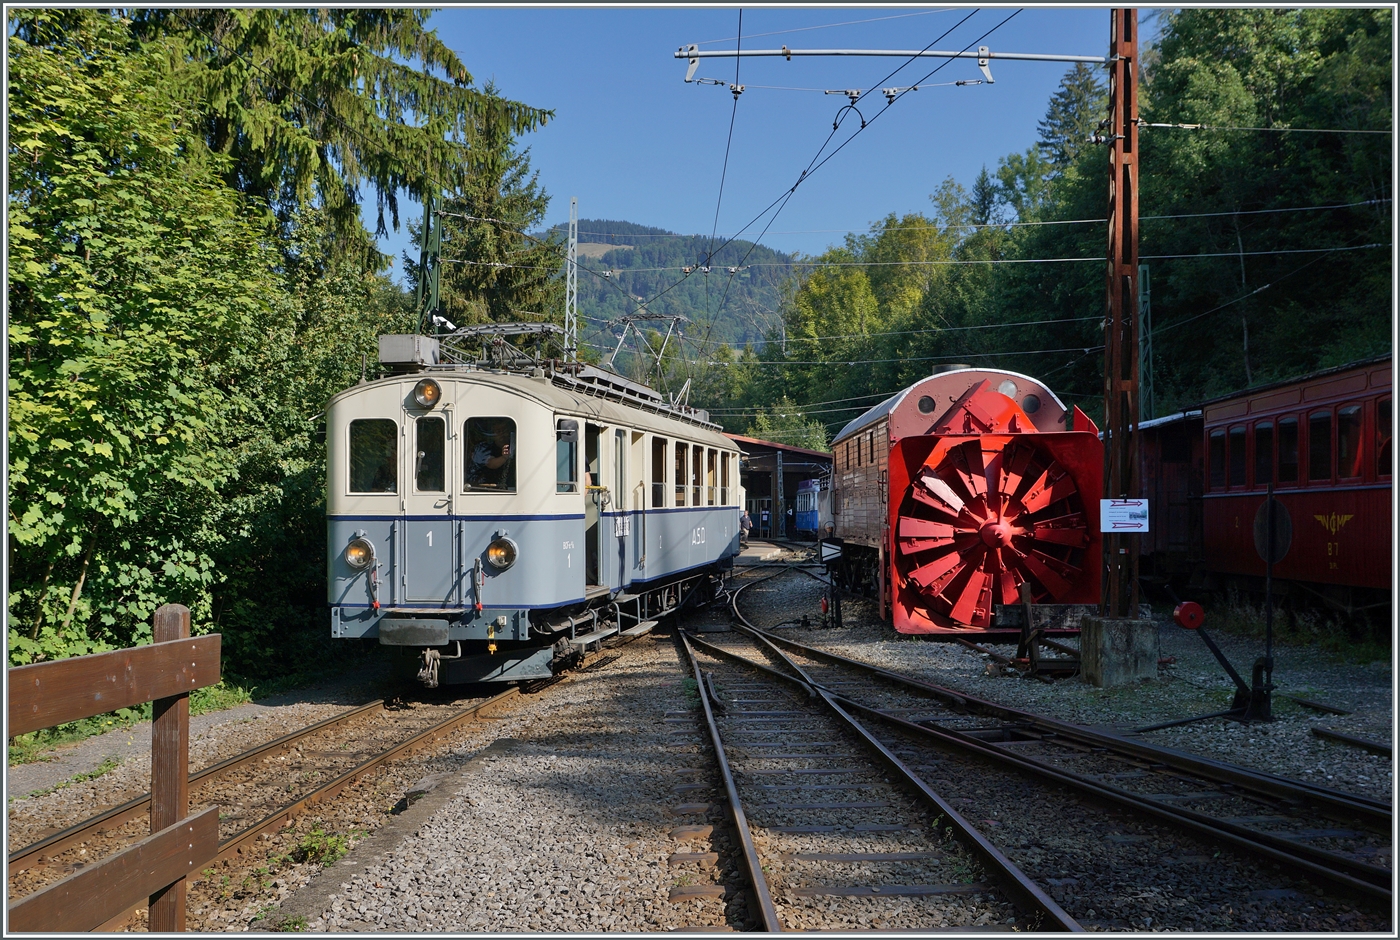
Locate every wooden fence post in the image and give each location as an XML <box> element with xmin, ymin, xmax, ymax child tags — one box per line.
<box><xmin>149</xmin><ymin>603</ymin><xmax>191</xmax><ymax>931</ymax></box>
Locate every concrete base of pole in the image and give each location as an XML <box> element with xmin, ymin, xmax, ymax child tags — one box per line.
<box><xmin>1080</xmin><ymin>615</ymin><xmax>1158</xmax><ymax>688</ymax></box>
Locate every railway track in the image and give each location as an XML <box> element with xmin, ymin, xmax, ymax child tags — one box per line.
<box><xmin>679</xmin><ymin>630</ymin><xmax>1080</xmax><ymax>932</ymax></box>
<box><xmin>702</xmin><ymin>564</ymin><xmax>1391</xmax><ymax>925</ymax></box>
<box><xmin>7</xmin><ymin>688</ymin><xmax>520</xmax><ymax>926</ymax></box>
<box><xmin>8</xmin><ymin>624</ymin><xmax>663</xmax><ymax>931</ymax></box>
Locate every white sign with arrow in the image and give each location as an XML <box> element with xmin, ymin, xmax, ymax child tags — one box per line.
<box><xmin>1100</xmin><ymin>499</ymin><xmax>1149</xmax><ymax>532</ymax></box>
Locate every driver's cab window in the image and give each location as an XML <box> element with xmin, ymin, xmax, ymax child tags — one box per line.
<box><xmin>465</xmin><ymin>417</ymin><xmax>516</xmax><ymax>491</ymax></box>
<box><xmin>349</xmin><ymin>418</ymin><xmax>397</xmax><ymax>493</ymax></box>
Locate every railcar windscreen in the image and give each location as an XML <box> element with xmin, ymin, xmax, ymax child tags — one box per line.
<box><xmin>349</xmin><ymin>418</ymin><xmax>397</xmax><ymax>493</ymax></box>
<box><xmin>416</xmin><ymin>416</ymin><xmax>445</xmax><ymax>491</ymax></box>
<box><xmin>466</xmin><ymin>417</ymin><xmax>516</xmax><ymax>491</ymax></box>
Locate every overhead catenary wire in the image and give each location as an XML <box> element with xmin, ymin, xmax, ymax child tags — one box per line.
<box><xmin>573</xmin><ymin>197</ymin><xmax>1392</xmax><ymax>240</ymax></box>
<box><xmin>701</xmin><ymin>10</ymin><xmax>1014</xmax><ymax>349</ymax></box>
<box><xmin>1139</xmin><ymin>121</ymin><xmax>1392</xmax><ymax>136</ymax></box>
<box><xmin>692</xmin><ymin>9</ymin><xmax>958</xmax><ymax>46</ymax></box>
<box><xmin>680</xmin><ymin>10</ymin><xmax>986</xmax><ymax>383</ymax></box>
<box><xmin>644</xmin><ymin>8</ymin><xmax>983</xmax><ymax>321</ymax></box>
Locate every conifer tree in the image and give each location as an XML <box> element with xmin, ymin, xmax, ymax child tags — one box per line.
<box><xmin>1037</xmin><ymin>62</ymin><xmax>1108</xmax><ymax>169</ymax></box>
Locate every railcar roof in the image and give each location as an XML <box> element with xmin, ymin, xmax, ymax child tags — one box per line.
<box><xmin>327</xmin><ymin>367</ymin><xmax>735</xmax><ymax>449</ymax></box>
<box><xmin>832</xmin><ymin>367</ymin><xmax>1068</xmax><ymax>443</ymax></box>
<box><xmin>1192</xmin><ymin>353</ymin><xmax>1391</xmax><ymax>410</ymax></box>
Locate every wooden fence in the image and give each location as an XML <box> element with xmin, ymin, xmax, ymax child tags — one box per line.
<box><xmin>7</xmin><ymin>604</ymin><xmax>221</xmax><ymax>933</ymax></box>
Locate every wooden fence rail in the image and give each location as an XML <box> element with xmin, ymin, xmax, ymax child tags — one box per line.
<box><xmin>7</xmin><ymin>604</ymin><xmax>220</xmax><ymax>933</ymax></box>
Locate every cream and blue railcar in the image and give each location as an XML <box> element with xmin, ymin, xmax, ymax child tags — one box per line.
<box><xmin>327</xmin><ymin>352</ymin><xmax>740</xmax><ymax>685</ymax></box>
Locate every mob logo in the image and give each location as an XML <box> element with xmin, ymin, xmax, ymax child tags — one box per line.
<box><xmin>1314</xmin><ymin>513</ymin><xmax>1354</xmax><ymax>536</ymax></box>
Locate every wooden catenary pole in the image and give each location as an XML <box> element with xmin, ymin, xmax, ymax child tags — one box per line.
<box><xmin>1102</xmin><ymin>8</ymin><xmax>1141</xmax><ymax>619</ymax></box>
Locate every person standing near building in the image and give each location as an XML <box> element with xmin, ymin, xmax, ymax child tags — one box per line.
<box><xmin>739</xmin><ymin>509</ymin><xmax>752</xmax><ymax>547</ymax></box>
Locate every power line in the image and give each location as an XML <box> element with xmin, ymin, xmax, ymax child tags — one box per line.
<box><xmin>692</xmin><ymin>9</ymin><xmax>958</xmax><ymax>46</ymax></box>
<box><xmin>643</xmin><ymin>9</ymin><xmax>983</xmax><ymax>321</ymax></box>
<box><xmin>572</xmin><ymin>197</ymin><xmax>1391</xmax><ymax>240</ymax></box>
<box><xmin>704</xmin><ymin>345</ymin><xmax>1101</xmax><ymax>366</ymax></box>
<box><xmin>1140</xmin><ymin>121</ymin><xmax>1392</xmax><ymax>136</ymax></box>
<box><xmin>702</xmin><ymin>10</ymin><xmax>1009</xmax><ymax>352</ymax></box>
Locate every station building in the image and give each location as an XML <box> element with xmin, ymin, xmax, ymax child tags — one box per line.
<box><xmin>725</xmin><ymin>434</ymin><xmax>833</xmax><ymax>540</ymax></box>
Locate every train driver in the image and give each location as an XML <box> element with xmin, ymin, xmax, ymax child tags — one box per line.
<box><xmin>467</xmin><ymin>418</ymin><xmax>515</xmax><ymax>489</ymax></box>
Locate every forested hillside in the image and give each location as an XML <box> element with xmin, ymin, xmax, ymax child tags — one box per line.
<box><xmin>684</xmin><ymin>8</ymin><xmax>1391</xmax><ymax>448</ymax></box>
<box><xmin>548</xmin><ymin>219</ymin><xmax>797</xmax><ymax>359</ymax></box>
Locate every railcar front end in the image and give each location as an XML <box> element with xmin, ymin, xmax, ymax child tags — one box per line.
<box><xmin>326</xmin><ymin>350</ymin><xmax>740</xmax><ymax>685</ymax></box>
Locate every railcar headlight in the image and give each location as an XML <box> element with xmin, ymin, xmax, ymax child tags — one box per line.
<box><xmin>345</xmin><ymin>537</ymin><xmax>375</xmax><ymax>570</ymax></box>
<box><xmin>413</xmin><ymin>377</ymin><xmax>442</xmax><ymax>409</ymax></box>
<box><xmin>486</xmin><ymin>537</ymin><xmax>518</xmax><ymax>570</ymax></box>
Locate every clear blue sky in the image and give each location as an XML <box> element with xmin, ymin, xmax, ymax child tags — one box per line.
<box><xmin>377</xmin><ymin>6</ymin><xmax>1162</xmax><ymax>277</ymax></box>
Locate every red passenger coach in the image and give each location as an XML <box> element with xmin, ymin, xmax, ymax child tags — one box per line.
<box><xmin>831</xmin><ymin>368</ymin><xmax>1103</xmax><ymax>635</ymax></box>
<box><xmin>1200</xmin><ymin>355</ymin><xmax>1391</xmax><ymax>593</ymax></box>
<box><xmin>1138</xmin><ymin>354</ymin><xmax>1391</xmax><ymax>620</ymax></box>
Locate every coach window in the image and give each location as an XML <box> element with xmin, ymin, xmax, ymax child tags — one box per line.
<box><xmin>464</xmin><ymin>417</ymin><xmax>516</xmax><ymax>492</ymax></box>
<box><xmin>349</xmin><ymin>419</ymin><xmax>398</xmax><ymax>493</ymax></box>
<box><xmin>1336</xmin><ymin>404</ymin><xmax>1363</xmax><ymax>479</ymax></box>
<box><xmin>706</xmin><ymin>449</ymin><xmax>717</xmax><ymax>506</ymax></box>
<box><xmin>1308</xmin><ymin>410</ymin><xmax>1332</xmax><ymax>482</ymax></box>
<box><xmin>1277</xmin><ymin>416</ymin><xmax>1299</xmax><ymax>483</ymax></box>
<box><xmin>674</xmin><ymin>443</ymin><xmax>688</xmax><ymax>506</ymax></box>
<box><xmin>1253</xmin><ymin>421</ymin><xmax>1273</xmax><ymax>487</ymax></box>
<box><xmin>721</xmin><ymin>451</ymin><xmax>731</xmax><ymax>504</ymax></box>
<box><xmin>652</xmin><ymin>437</ymin><xmax>667</xmax><ymax>507</ymax></box>
<box><xmin>1377</xmin><ymin>398</ymin><xmax>1392</xmax><ymax>478</ymax></box>
<box><xmin>1228</xmin><ymin>426</ymin><xmax>1246</xmax><ymax>487</ymax></box>
<box><xmin>692</xmin><ymin>445</ymin><xmax>703</xmax><ymax>507</ymax></box>
<box><xmin>415</xmin><ymin>416</ymin><xmax>445</xmax><ymax>492</ymax></box>
<box><xmin>1208</xmin><ymin>429</ymin><xmax>1226</xmax><ymax>489</ymax></box>
<box><xmin>556</xmin><ymin>420</ymin><xmax>579</xmax><ymax>493</ymax></box>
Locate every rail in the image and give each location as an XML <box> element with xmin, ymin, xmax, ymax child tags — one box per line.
<box><xmin>7</xmin><ymin>604</ymin><xmax>219</xmax><ymax>932</ymax></box>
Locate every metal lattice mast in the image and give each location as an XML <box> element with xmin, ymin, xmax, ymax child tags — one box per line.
<box><xmin>415</xmin><ymin>188</ymin><xmax>442</xmax><ymax>335</ymax></box>
<box><xmin>565</xmin><ymin>197</ymin><xmax>578</xmax><ymax>362</ymax></box>
<box><xmin>1103</xmin><ymin>8</ymin><xmax>1140</xmax><ymax>619</ymax></box>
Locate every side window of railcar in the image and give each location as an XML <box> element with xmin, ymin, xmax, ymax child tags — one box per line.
<box><xmin>1208</xmin><ymin>429</ymin><xmax>1226</xmax><ymax>489</ymax></box>
<box><xmin>692</xmin><ymin>445</ymin><xmax>703</xmax><ymax>507</ymax></box>
<box><xmin>675</xmin><ymin>443</ymin><xmax>688</xmax><ymax>506</ymax></box>
<box><xmin>349</xmin><ymin>419</ymin><xmax>397</xmax><ymax>494</ymax></box>
<box><xmin>1308</xmin><ymin>410</ymin><xmax>1332</xmax><ymax>482</ymax></box>
<box><xmin>706</xmin><ymin>449</ymin><xmax>717</xmax><ymax>506</ymax></box>
<box><xmin>1228</xmin><ymin>426</ymin><xmax>1246</xmax><ymax>487</ymax></box>
<box><xmin>652</xmin><ymin>437</ymin><xmax>667</xmax><ymax>507</ymax></box>
<box><xmin>557</xmin><ymin>419</ymin><xmax>578</xmax><ymax>493</ymax></box>
<box><xmin>1277</xmin><ymin>417</ymin><xmax>1299</xmax><ymax>483</ymax></box>
<box><xmin>415</xmin><ymin>416</ymin><xmax>445</xmax><ymax>492</ymax></box>
<box><xmin>1378</xmin><ymin>398</ymin><xmax>1392</xmax><ymax>478</ymax></box>
<box><xmin>1253</xmin><ymin>421</ymin><xmax>1273</xmax><ymax>487</ymax></box>
<box><xmin>1336</xmin><ymin>404</ymin><xmax>1362</xmax><ymax>479</ymax></box>
<box><xmin>465</xmin><ymin>417</ymin><xmax>517</xmax><ymax>491</ymax></box>
<box><xmin>721</xmin><ymin>451</ymin><xmax>731</xmax><ymax>504</ymax></box>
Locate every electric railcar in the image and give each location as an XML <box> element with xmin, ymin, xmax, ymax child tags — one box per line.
<box><xmin>327</xmin><ymin>332</ymin><xmax>742</xmax><ymax>685</ymax></box>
